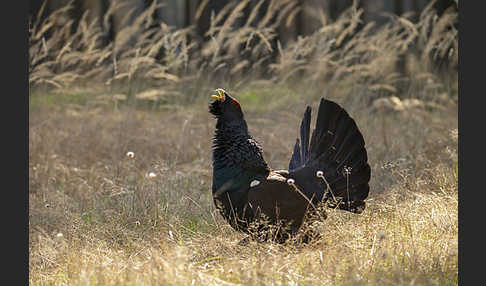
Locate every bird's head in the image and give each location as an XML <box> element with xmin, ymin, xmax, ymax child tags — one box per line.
<box><xmin>209</xmin><ymin>88</ymin><xmax>244</xmax><ymax>122</ymax></box>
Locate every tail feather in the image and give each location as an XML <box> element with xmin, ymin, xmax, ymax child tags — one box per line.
<box><xmin>330</xmin><ymin>117</ymin><xmax>358</xmax><ymax>154</ymax></box>
<box><xmin>312</xmin><ymin>99</ymin><xmax>340</xmax><ymax>146</ymax></box>
<box><xmin>288</xmin><ymin>139</ymin><xmax>301</xmax><ymax>170</ymax></box>
<box><xmin>300</xmin><ymin>107</ymin><xmax>312</xmax><ymax>164</ymax></box>
<box><xmin>331</xmin><ymin>164</ymin><xmax>371</xmax><ymax>190</ymax></box>
<box><xmin>289</xmin><ymin>107</ymin><xmax>311</xmax><ymax>170</ymax></box>
<box><xmin>335</xmin><ymin>130</ymin><xmax>365</xmax><ymax>169</ymax></box>
<box><xmin>336</xmin><ymin>145</ymin><xmax>367</xmax><ymax>171</ymax></box>
<box><xmin>288</xmin><ymin>98</ymin><xmax>371</xmax><ymax>213</ymax></box>
<box><xmin>310</xmin><ymin>131</ymin><xmax>333</xmax><ymax>166</ymax></box>
<box><xmin>309</xmin><ymin>99</ymin><xmax>348</xmax><ymax>161</ymax></box>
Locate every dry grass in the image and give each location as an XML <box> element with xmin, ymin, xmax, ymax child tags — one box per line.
<box><xmin>29</xmin><ymin>1</ymin><xmax>457</xmax><ymax>285</ymax></box>
<box><xmin>29</xmin><ymin>0</ymin><xmax>457</xmax><ymax>100</ymax></box>
<box><xmin>29</xmin><ymin>90</ymin><xmax>457</xmax><ymax>285</ymax></box>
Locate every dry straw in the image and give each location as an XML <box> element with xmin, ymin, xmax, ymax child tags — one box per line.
<box><xmin>29</xmin><ymin>0</ymin><xmax>457</xmax><ymax>98</ymax></box>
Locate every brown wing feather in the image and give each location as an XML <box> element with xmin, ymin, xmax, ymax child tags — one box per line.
<box><xmin>247</xmin><ymin>171</ymin><xmax>312</xmax><ymax>234</ymax></box>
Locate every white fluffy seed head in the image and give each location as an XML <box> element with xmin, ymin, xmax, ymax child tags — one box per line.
<box><xmin>147</xmin><ymin>172</ymin><xmax>157</xmax><ymax>179</ymax></box>
<box><xmin>126</xmin><ymin>151</ymin><xmax>135</xmax><ymax>158</ymax></box>
<box><xmin>316</xmin><ymin>170</ymin><xmax>324</xmax><ymax>178</ymax></box>
<box><xmin>343</xmin><ymin>166</ymin><xmax>352</xmax><ymax>175</ymax></box>
<box><xmin>287</xmin><ymin>178</ymin><xmax>295</xmax><ymax>185</ymax></box>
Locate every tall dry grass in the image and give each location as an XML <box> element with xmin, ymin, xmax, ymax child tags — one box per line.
<box><xmin>29</xmin><ymin>0</ymin><xmax>457</xmax><ymax>103</ymax></box>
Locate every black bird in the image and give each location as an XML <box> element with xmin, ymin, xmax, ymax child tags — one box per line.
<box><xmin>209</xmin><ymin>88</ymin><xmax>370</xmax><ymax>242</ymax></box>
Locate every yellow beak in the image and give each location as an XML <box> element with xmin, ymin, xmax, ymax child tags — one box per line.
<box><xmin>211</xmin><ymin>89</ymin><xmax>226</xmax><ymax>102</ymax></box>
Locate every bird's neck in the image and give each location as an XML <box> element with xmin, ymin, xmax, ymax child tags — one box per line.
<box><xmin>211</xmin><ymin>120</ymin><xmax>269</xmax><ymax>195</ymax></box>
<box><xmin>212</xmin><ymin>120</ymin><xmax>252</xmax><ymax>169</ymax></box>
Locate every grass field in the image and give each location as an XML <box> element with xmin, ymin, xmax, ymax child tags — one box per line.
<box><xmin>29</xmin><ymin>1</ymin><xmax>457</xmax><ymax>285</ymax></box>
<box><xmin>29</xmin><ymin>85</ymin><xmax>457</xmax><ymax>285</ymax></box>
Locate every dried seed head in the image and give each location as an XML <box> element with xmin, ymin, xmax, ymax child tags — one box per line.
<box><xmin>126</xmin><ymin>151</ymin><xmax>135</xmax><ymax>158</ymax></box>
<box><xmin>377</xmin><ymin>231</ymin><xmax>386</xmax><ymax>241</ymax></box>
<box><xmin>147</xmin><ymin>172</ymin><xmax>157</xmax><ymax>179</ymax></box>
<box><xmin>343</xmin><ymin>166</ymin><xmax>352</xmax><ymax>175</ymax></box>
<box><xmin>287</xmin><ymin>178</ymin><xmax>295</xmax><ymax>185</ymax></box>
<box><xmin>316</xmin><ymin>170</ymin><xmax>324</xmax><ymax>178</ymax></box>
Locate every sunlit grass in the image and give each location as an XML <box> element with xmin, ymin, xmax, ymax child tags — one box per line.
<box><xmin>29</xmin><ymin>1</ymin><xmax>457</xmax><ymax>284</ymax></box>
<box><xmin>29</xmin><ymin>87</ymin><xmax>457</xmax><ymax>285</ymax></box>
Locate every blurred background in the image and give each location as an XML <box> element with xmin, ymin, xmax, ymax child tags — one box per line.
<box><xmin>29</xmin><ymin>0</ymin><xmax>458</xmax><ymax>100</ymax></box>
<box><xmin>29</xmin><ymin>0</ymin><xmax>457</xmax><ymax>42</ymax></box>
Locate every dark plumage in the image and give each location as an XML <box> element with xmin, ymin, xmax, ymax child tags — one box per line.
<box><xmin>209</xmin><ymin>88</ymin><xmax>371</xmax><ymax>242</ymax></box>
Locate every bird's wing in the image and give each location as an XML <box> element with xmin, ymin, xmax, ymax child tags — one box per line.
<box><xmin>288</xmin><ymin>98</ymin><xmax>371</xmax><ymax>213</ymax></box>
<box><xmin>246</xmin><ymin>172</ymin><xmax>313</xmax><ymax>234</ymax></box>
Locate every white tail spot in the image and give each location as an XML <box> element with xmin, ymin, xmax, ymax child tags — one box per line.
<box><xmin>250</xmin><ymin>180</ymin><xmax>260</xmax><ymax>187</ymax></box>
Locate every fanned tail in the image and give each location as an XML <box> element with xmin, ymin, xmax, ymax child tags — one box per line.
<box><xmin>288</xmin><ymin>98</ymin><xmax>370</xmax><ymax>213</ymax></box>
<box><xmin>289</xmin><ymin>106</ymin><xmax>311</xmax><ymax>170</ymax></box>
